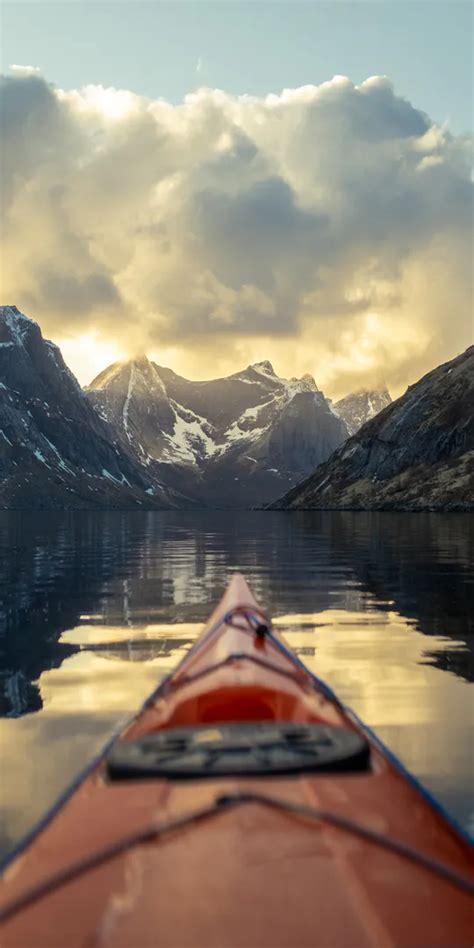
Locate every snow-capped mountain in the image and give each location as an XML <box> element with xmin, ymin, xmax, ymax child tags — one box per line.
<box><xmin>333</xmin><ymin>388</ymin><xmax>392</xmax><ymax>435</ymax></box>
<box><xmin>0</xmin><ymin>307</ymin><xmax>188</xmax><ymax>509</ymax></box>
<box><xmin>273</xmin><ymin>346</ymin><xmax>474</xmax><ymax>512</ymax></box>
<box><xmin>87</xmin><ymin>357</ymin><xmax>349</xmax><ymax>506</ymax></box>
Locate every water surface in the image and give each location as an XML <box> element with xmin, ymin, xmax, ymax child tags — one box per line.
<box><xmin>0</xmin><ymin>510</ymin><xmax>472</xmax><ymax>858</ymax></box>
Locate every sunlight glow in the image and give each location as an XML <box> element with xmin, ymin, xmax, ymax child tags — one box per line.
<box><xmin>62</xmin><ymin>84</ymin><xmax>139</xmax><ymax>121</ymax></box>
<box><xmin>55</xmin><ymin>332</ymin><xmax>127</xmax><ymax>386</ymax></box>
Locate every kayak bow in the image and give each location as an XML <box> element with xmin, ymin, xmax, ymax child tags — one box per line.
<box><xmin>1</xmin><ymin>574</ymin><xmax>472</xmax><ymax>947</ymax></box>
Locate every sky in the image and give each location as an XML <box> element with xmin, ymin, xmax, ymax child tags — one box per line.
<box><xmin>0</xmin><ymin>1</ymin><xmax>473</xmax><ymax>396</ymax></box>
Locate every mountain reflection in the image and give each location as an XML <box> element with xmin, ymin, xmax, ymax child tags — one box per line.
<box><xmin>0</xmin><ymin>510</ymin><xmax>472</xmax><ymax>717</ymax></box>
<box><xmin>73</xmin><ymin>638</ymin><xmax>194</xmax><ymax>663</ymax></box>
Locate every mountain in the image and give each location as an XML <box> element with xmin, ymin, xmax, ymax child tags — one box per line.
<box><xmin>334</xmin><ymin>387</ymin><xmax>391</xmax><ymax>435</ymax></box>
<box><xmin>272</xmin><ymin>347</ymin><xmax>474</xmax><ymax>511</ymax></box>
<box><xmin>0</xmin><ymin>306</ymin><xmax>187</xmax><ymax>509</ymax></box>
<box><xmin>87</xmin><ymin>358</ymin><xmax>349</xmax><ymax>506</ymax></box>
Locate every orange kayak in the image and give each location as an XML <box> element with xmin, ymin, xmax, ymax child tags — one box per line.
<box><xmin>0</xmin><ymin>574</ymin><xmax>473</xmax><ymax>947</ymax></box>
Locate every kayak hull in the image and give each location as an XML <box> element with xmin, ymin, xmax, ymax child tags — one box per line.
<box><xmin>1</xmin><ymin>575</ymin><xmax>472</xmax><ymax>947</ymax></box>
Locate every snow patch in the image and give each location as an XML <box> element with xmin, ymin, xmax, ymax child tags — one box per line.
<box><xmin>123</xmin><ymin>363</ymin><xmax>135</xmax><ymax>438</ymax></box>
<box><xmin>41</xmin><ymin>436</ymin><xmax>76</xmax><ymax>474</ymax></box>
<box><xmin>33</xmin><ymin>448</ymin><xmax>49</xmax><ymax>465</ymax></box>
<box><xmin>162</xmin><ymin>406</ymin><xmax>219</xmax><ymax>464</ymax></box>
<box><xmin>251</xmin><ymin>360</ymin><xmax>275</xmax><ymax>377</ymax></box>
<box><xmin>101</xmin><ymin>468</ymin><xmax>121</xmax><ymax>483</ymax></box>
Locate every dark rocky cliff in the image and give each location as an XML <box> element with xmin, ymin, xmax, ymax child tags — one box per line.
<box><xmin>272</xmin><ymin>346</ymin><xmax>474</xmax><ymax>511</ymax></box>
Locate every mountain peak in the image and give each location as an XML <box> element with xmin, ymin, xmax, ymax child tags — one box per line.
<box><xmin>250</xmin><ymin>360</ymin><xmax>276</xmax><ymax>376</ymax></box>
<box><xmin>334</xmin><ymin>386</ymin><xmax>392</xmax><ymax>435</ymax></box>
<box><xmin>353</xmin><ymin>384</ymin><xmax>389</xmax><ymax>397</ymax></box>
<box><xmin>88</xmin><ymin>354</ymin><xmax>158</xmax><ymax>392</ymax></box>
<box><xmin>130</xmin><ymin>353</ymin><xmax>151</xmax><ymax>369</ymax></box>
<box><xmin>0</xmin><ymin>306</ymin><xmax>184</xmax><ymax>510</ymax></box>
<box><xmin>300</xmin><ymin>373</ymin><xmax>319</xmax><ymax>391</ymax></box>
<box><xmin>0</xmin><ymin>304</ymin><xmax>34</xmax><ymax>323</ymax></box>
<box><xmin>0</xmin><ymin>305</ymin><xmax>38</xmax><ymax>346</ymax></box>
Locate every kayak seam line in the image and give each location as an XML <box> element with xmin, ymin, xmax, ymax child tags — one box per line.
<box><xmin>163</xmin><ymin>651</ymin><xmax>309</xmax><ymax>692</ymax></box>
<box><xmin>1</xmin><ymin>790</ymin><xmax>473</xmax><ymax>926</ymax></box>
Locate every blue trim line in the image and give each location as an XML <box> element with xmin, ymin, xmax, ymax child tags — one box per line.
<box><xmin>345</xmin><ymin>706</ymin><xmax>474</xmax><ymax>847</ymax></box>
<box><xmin>268</xmin><ymin>630</ymin><xmax>345</xmax><ymax>706</ymax></box>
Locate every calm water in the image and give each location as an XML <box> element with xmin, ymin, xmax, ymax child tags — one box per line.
<box><xmin>0</xmin><ymin>510</ymin><xmax>473</xmax><ymax>859</ymax></box>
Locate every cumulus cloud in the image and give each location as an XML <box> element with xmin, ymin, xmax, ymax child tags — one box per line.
<box><xmin>0</xmin><ymin>70</ymin><xmax>472</xmax><ymax>394</ymax></box>
<box><xmin>10</xmin><ymin>64</ymin><xmax>42</xmax><ymax>77</ymax></box>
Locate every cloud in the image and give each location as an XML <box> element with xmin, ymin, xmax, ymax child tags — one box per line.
<box><xmin>0</xmin><ymin>70</ymin><xmax>472</xmax><ymax>394</ymax></box>
<box><xmin>10</xmin><ymin>64</ymin><xmax>41</xmax><ymax>77</ymax></box>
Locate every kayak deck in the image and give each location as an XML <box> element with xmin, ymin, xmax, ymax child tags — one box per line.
<box><xmin>1</xmin><ymin>575</ymin><xmax>472</xmax><ymax>947</ymax></box>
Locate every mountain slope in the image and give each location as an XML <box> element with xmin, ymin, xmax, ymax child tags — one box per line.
<box><xmin>272</xmin><ymin>347</ymin><xmax>474</xmax><ymax>511</ymax></box>
<box><xmin>334</xmin><ymin>387</ymin><xmax>391</xmax><ymax>435</ymax></box>
<box><xmin>0</xmin><ymin>307</ymin><xmax>186</xmax><ymax>509</ymax></box>
<box><xmin>88</xmin><ymin>359</ymin><xmax>349</xmax><ymax>506</ymax></box>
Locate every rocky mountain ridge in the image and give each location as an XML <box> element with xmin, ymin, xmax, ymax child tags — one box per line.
<box><xmin>0</xmin><ymin>307</ymin><xmax>189</xmax><ymax>509</ymax></box>
<box><xmin>87</xmin><ymin>356</ymin><xmax>349</xmax><ymax>506</ymax></box>
<box><xmin>3</xmin><ymin>305</ymin><xmax>450</xmax><ymax>511</ymax></box>
<box><xmin>334</xmin><ymin>387</ymin><xmax>392</xmax><ymax>435</ymax></box>
<box><xmin>272</xmin><ymin>346</ymin><xmax>474</xmax><ymax>511</ymax></box>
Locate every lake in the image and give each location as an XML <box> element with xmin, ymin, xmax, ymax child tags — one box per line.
<box><xmin>0</xmin><ymin>509</ymin><xmax>472</xmax><ymax>860</ymax></box>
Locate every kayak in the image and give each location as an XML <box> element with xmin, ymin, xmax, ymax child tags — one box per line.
<box><xmin>0</xmin><ymin>574</ymin><xmax>472</xmax><ymax>947</ymax></box>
